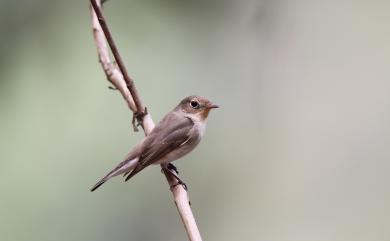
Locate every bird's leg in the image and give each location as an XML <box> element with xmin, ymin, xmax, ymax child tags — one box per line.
<box><xmin>167</xmin><ymin>163</ymin><xmax>179</xmax><ymax>174</ymax></box>
<box><xmin>162</xmin><ymin>165</ymin><xmax>187</xmax><ymax>190</ymax></box>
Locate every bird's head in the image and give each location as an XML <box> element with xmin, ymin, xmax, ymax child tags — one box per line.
<box><xmin>175</xmin><ymin>95</ymin><xmax>219</xmax><ymax>121</ymax></box>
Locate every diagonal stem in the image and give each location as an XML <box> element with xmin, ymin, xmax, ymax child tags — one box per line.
<box><xmin>90</xmin><ymin>0</ymin><xmax>144</xmax><ymax>116</ymax></box>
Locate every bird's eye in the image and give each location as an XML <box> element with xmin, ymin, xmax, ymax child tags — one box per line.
<box><xmin>190</xmin><ymin>100</ymin><xmax>200</xmax><ymax>109</ymax></box>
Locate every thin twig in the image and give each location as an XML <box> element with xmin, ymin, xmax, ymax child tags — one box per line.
<box><xmin>89</xmin><ymin>1</ymin><xmax>203</xmax><ymax>241</ymax></box>
<box><xmin>90</xmin><ymin>0</ymin><xmax>144</xmax><ymax>116</ymax></box>
<box><xmin>90</xmin><ymin>0</ymin><xmax>136</xmax><ymax>113</ymax></box>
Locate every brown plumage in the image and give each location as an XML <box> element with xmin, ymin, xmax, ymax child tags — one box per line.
<box><xmin>91</xmin><ymin>95</ymin><xmax>218</xmax><ymax>191</ymax></box>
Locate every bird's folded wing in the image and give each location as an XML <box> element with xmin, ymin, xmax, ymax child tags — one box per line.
<box><xmin>124</xmin><ymin>113</ymin><xmax>194</xmax><ymax>181</ymax></box>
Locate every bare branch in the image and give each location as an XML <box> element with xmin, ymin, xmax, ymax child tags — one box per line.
<box><xmin>89</xmin><ymin>1</ymin><xmax>203</xmax><ymax>240</ymax></box>
<box><xmin>90</xmin><ymin>0</ymin><xmax>144</xmax><ymax>117</ymax></box>
<box><xmin>90</xmin><ymin>1</ymin><xmax>136</xmax><ymax>112</ymax></box>
<box><xmin>163</xmin><ymin>171</ymin><xmax>203</xmax><ymax>241</ymax></box>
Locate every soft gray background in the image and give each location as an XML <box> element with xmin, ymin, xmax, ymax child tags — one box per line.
<box><xmin>0</xmin><ymin>0</ymin><xmax>389</xmax><ymax>241</ymax></box>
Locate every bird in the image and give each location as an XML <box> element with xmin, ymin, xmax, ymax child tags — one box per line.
<box><xmin>90</xmin><ymin>95</ymin><xmax>219</xmax><ymax>191</ymax></box>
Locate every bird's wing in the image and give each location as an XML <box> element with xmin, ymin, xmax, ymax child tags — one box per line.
<box><xmin>124</xmin><ymin>112</ymin><xmax>194</xmax><ymax>181</ymax></box>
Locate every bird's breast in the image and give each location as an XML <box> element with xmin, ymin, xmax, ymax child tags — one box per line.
<box><xmin>195</xmin><ymin>121</ymin><xmax>207</xmax><ymax>137</ymax></box>
<box><xmin>156</xmin><ymin>123</ymin><xmax>205</xmax><ymax>164</ymax></box>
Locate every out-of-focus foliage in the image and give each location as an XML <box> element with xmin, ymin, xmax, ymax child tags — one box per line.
<box><xmin>0</xmin><ymin>0</ymin><xmax>389</xmax><ymax>241</ymax></box>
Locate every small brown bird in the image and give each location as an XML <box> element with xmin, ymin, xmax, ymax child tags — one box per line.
<box><xmin>91</xmin><ymin>95</ymin><xmax>218</xmax><ymax>191</ymax></box>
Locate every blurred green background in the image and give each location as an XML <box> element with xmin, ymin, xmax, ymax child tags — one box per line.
<box><xmin>1</xmin><ymin>0</ymin><xmax>390</xmax><ymax>241</ymax></box>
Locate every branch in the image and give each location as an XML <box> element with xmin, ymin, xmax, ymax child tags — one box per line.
<box><xmin>89</xmin><ymin>1</ymin><xmax>202</xmax><ymax>241</ymax></box>
<box><xmin>90</xmin><ymin>0</ymin><xmax>136</xmax><ymax>113</ymax></box>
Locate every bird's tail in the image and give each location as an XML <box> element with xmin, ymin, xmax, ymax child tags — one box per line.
<box><xmin>90</xmin><ymin>158</ymin><xmax>138</xmax><ymax>192</ymax></box>
<box><xmin>90</xmin><ymin>178</ymin><xmax>107</xmax><ymax>192</ymax></box>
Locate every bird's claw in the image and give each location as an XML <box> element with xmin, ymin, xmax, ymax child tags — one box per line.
<box><xmin>170</xmin><ymin>181</ymin><xmax>188</xmax><ymax>191</ymax></box>
<box><xmin>162</xmin><ymin>164</ymin><xmax>187</xmax><ymax>190</ymax></box>
<box><xmin>167</xmin><ymin>163</ymin><xmax>179</xmax><ymax>174</ymax></box>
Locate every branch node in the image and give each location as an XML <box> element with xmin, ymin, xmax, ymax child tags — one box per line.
<box><xmin>108</xmin><ymin>86</ymin><xmax>118</xmax><ymax>90</ymax></box>
<box><xmin>131</xmin><ymin>107</ymin><xmax>147</xmax><ymax>132</ymax></box>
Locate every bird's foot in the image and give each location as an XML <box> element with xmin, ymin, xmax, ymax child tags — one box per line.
<box><xmin>167</xmin><ymin>163</ymin><xmax>179</xmax><ymax>174</ymax></box>
<box><xmin>162</xmin><ymin>165</ymin><xmax>188</xmax><ymax>191</ymax></box>
<box><xmin>170</xmin><ymin>180</ymin><xmax>188</xmax><ymax>191</ymax></box>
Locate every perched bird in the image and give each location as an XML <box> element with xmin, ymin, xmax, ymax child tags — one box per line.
<box><xmin>91</xmin><ymin>95</ymin><xmax>219</xmax><ymax>191</ymax></box>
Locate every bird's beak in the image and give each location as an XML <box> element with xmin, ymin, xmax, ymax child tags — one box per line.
<box><xmin>206</xmin><ymin>102</ymin><xmax>219</xmax><ymax>109</ymax></box>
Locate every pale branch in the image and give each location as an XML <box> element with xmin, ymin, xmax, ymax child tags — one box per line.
<box><xmin>90</xmin><ymin>0</ymin><xmax>144</xmax><ymax>116</ymax></box>
<box><xmin>89</xmin><ymin>1</ymin><xmax>203</xmax><ymax>241</ymax></box>
<box><xmin>163</xmin><ymin>171</ymin><xmax>203</xmax><ymax>241</ymax></box>
<box><xmin>90</xmin><ymin>0</ymin><xmax>136</xmax><ymax>113</ymax></box>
